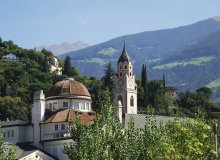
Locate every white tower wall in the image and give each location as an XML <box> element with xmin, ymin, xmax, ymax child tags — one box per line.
<box><xmin>32</xmin><ymin>90</ymin><xmax>45</xmax><ymax>148</ymax></box>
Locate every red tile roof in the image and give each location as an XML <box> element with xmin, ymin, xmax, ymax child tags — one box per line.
<box><xmin>46</xmin><ymin>78</ymin><xmax>90</xmax><ymax>98</ymax></box>
<box><xmin>43</xmin><ymin>108</ymin><xmax>95</xmax><ymax>124</ymax></box>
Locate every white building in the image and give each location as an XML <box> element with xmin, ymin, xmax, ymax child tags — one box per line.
<box><xmin>113</xmin><ymin>43</ymin><xmax>138</xmax><ymax>122</ymax></box>
<box><xmin>0</xmin><ymin>78</ymin><xmax>95</xmax><ymax>160</ymax></box>
<box><xmin>2</xmin><ymin>53</ymin><xmax>19</xmax><ymax>61</ymax></box>
<box><xmin>49</xmin><ymin>57</ymin><xmax>62</xmax><ymax>75</ymax></box>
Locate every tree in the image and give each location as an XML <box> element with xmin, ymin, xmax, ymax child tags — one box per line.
<box><xmin>42</xmin><ymin>55</ymin><xmax>49</xmax><ymax>73</ymax></box>
<box><xmin>0</xmin><ymin>134</ymin><xmax>16</xmax><ymax>160</ymax></box>
<box><xmin>178</xmin><ymin>89</ymin><xmax>216</xmax><ymax>117</ymax></box>
<box><xmin>196</xmin><ymin>87</ymin><xmax>213</xmax><ymax>99</ymax></box>
<box><xmin>163</xmin><ymin>73</ymin><xmax>165</xmax><ymax>88</ymax></box>
<box><xmin>64</xmin><ymin>94</ymin><xmax>216</xmax><ymax>159</ymax></box>
<box><xmin>102</xmin><ymin>63</ymin><xmax>115</xmax><ymax>91</ymax></box>
<box><xmin>0</xmin><ymin>96</ymin><xmax>30</xmax><ymax>121</ymax></box>
<box><xmin>141</xmin><ymin>64</ymin><xmax>147</xmax><ymax>95</ymax></box>
<box><xmin>63</xmin><ymin>56</ymin><xmax>72</xmax><ymax>76</ymax></box>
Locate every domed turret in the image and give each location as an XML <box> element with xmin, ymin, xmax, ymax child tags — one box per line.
<box><xmin>46</xmin><ymin>78</ymin><xmax>90</xmax><ymax>98</ymax></box>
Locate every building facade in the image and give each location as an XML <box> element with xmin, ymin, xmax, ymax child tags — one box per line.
<box><xmin>49</xmin><ymin>57</ymin><xmax>62</xmax><ymax>75</ymax></box>
<box><xmin>0</xmin><ymin>78</ymin><xmax>95</xmax><ymax>160</ymax></box>
<box><xmin>113</xmin><ymin>43</ymin><xmax>138</xmax><ymax>121</ymax></box>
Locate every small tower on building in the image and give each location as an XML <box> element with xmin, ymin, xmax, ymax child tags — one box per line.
<box><xmin>113</xmin><ymin>42</ymin><xmax>137</xmax><ymax>118</ymax></box>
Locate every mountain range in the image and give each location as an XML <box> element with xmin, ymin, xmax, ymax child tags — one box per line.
<box><xmin>59</xmin><ymin>16</ymin><xmax>220</xmax><ymax>103</ymax></box>
<box><xmin>36</xmin><ymin>41</ymin><xmax>89</xmax><ymax>56</ymax></box>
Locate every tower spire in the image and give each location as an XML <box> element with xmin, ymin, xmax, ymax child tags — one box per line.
<box><xmin>118</xmin><ymin>37</ymin><xmax>131</xmax><ymax>63</ymax></box>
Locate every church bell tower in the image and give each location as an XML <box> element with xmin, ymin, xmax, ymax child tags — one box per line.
<box><xmin>113</xmin><ymin>42</ymin><xmax>137</xmax><ymax>116</ymax></box>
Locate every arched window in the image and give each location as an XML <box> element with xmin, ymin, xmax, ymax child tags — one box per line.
<box><xmin>120</xmin><ymin>72</ymin><xmax>122</xmax><ymax>77</ymax></box>
<box><xmin>125</xmin><ymin>65</ymin><xmax>127</xmax><ymax>69</ymax></box>
<box><xmin>118</xmin><ymin>95</ymin><xmax>123</xmax><ymax>105</ymax></box>
<box><xmin>130</xmin><ymin>96</ymin><xmax>134</xmax><ymax>106</ymax></box>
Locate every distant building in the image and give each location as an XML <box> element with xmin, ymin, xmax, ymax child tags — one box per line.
<box><xmin>2</xmin><ymin>53</ymin><xmax>19</xmax><ymax>61</ymax></box>
<box><xmin>165</xmin><ymin>86</ymin><xmax>177</xmax><ymax>100</ymax></box>
<box><xmin>0</xmin><ymin>78</ymin><xmax>95</xmax><ymax>160</ymax></box>
<box><xmin>49</xmin><ymin>57</ymin><xmax>62</xmax><ymax>75</ymax></box>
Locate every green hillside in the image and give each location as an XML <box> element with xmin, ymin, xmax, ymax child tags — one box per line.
<box><xmin>153</xmin><ymin>56</ymin><xmax>216</xmax><ymax>70</ymax></box>
<box><xmin>59</xmin><ymin>17</ymin><xmax>220</xmax><ymax>78</ymax></box>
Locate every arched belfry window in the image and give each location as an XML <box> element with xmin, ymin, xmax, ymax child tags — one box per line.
<box><xmin>118</xmin><ymin>95</ymin><xmax>123</xmax><ymax>105</ymax></box>
<box><xmin>130</xmin><ymin>96</ymin><xmax>134</xmax><ymax>106</ymax></box>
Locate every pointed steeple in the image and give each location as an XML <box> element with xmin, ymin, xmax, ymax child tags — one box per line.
<box><xmin>118</xmin><ymin>41</ymin><xmax>131</xmax><ymax>63</ymax></box>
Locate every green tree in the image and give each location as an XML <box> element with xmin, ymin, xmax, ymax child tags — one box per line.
<box><xmin>102</xmin><ymin>63</ymin><xmax>115</xmax><ymax>91</ymax></box>
<box><xmin>141</xmin><ymin>64</ymin><xmax>147</xmax><ymax>106</ymax></box>
<box><xmin>64</xmin><ymin>97</ymin><xmax>216</xmax><ymax>159</ymax></box>
<box><xmin>0</xmin><ymin>96</ymin><xmax>30</xmax><ymax>121</ymax></box>
<box><xmin>63</xmin><ymin>56</ymin><xmax>72</xmax><ymax>76</ymax></box>
<box><xmin>0</xmin><ymin>134</ymin><xmax>16</xmax><ymax>160</ymax></box>
<box><xmin>196</xmin><ymin>87</ymin><xmax>213</xmax><ymax>99</ymax></box>
<box><xmin>178</xmin><ymin>89</ymin><xmax>216</xmax><ymax>117</ymax></box>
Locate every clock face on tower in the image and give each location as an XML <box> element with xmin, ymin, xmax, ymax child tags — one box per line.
<box><xmin>118</xmin><ymin>79</ymin><xmax>124</xmax><ymax>86</ymax></box>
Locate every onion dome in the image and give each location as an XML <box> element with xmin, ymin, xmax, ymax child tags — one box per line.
<box><xmin>118</xmin><ymin>43</ymin><xmax>132</xmax><ymax>63</ymax></box>
<box><xmin>46</xmin><ymin>78</ymin><xmax>90</xmax><ymax>98</ymax></box>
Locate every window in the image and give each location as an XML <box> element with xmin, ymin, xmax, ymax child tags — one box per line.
<box><xmin>63</xmin><ymin>102</ymin><xmax>68</xmax><ymax>107</ymax></box>
<box><xmin>49</xmin><ymin>103</ymin><xmax>52</xmax><ymax>110</ymax></box>
<box><xmin>11</xmin><ymin>130</ymin><xmax>14</xmax><ymax>137</ymax></box>
<box><xmin>60</xmin><ymin>133</ymin><xmax>64</xmax><ymax>137</ymax></box>
<box><xmin>130</xmin><ymin>72</ymin><xmax>132</xmax><ymax>76</ymax></box>
<box><xmin>2</xmin><ymin>132</ymin><xmax>5</xmax><ymax>138</ymax></box>
<box><xmin>86</xmin><ymin>103</ymin><xmax>90</xmax><ymax>110</ymax></box>
<box><xmin>55</xmin><ymin>124</ymin><xmax>58</xmax><ymax>131</ymax></box>
<box><xmin>62</xmin><ymin>87</ymin><xmax>69</xmax><ymax>93</ymax></box>
<box><xmin>125</xmin><ymin>66</ymin><xmax>127</xmax><ymax>69</ymax></box>
<box><xmin>118</xmin><ymin>95</ymin><xmax>123</xmax><ymax>105</ymax></box>
<box><xmin>120</xmin><ymin>66</ymin><xmax>122</xmax><ymax>69</ymax></box>
<box><xmin>53</xmin><ymin>102</ymin><xmax>58</xmax><ymax>110</ymax></box>
<box><xmin>54</xmin><ymin>133</ymin><xmax>59</xmax><ymax>138</ymax></box>
<box><xmin>80</xmin><ymin>102</ymin><xmax>85</xmax><ymax>110</ymax></box>
<box><xmin>7</xmin><ymin>131</ymin><xmax>10</xmax><ymax>137</ymax></box>
<box><xmin>61</xmin><ymin>124</ymin><xmax>65</xmax><ymax>130</ymax></box>
<box><xmin>130</xmin><ymin>96</ymin><xmax>134</xmax><ymax>107</ymax></box>
<box><xmin>73</xmin><ymin>102</ymin><xmax>79</xmax><ymax>109</ymax></box>
<box><xmin>120</xmin><ymin>72</ymin><xmax>122</xmax><ymax>77</ymax></box>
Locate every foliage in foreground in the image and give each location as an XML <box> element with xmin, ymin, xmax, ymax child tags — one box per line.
<box><xmin>64</xmin><ymin>89</ymin><xmax>216</xmax><ymax>160</ymax></box>
<box><xmin>0</xmin><ymin>134</ymin><xmax>16</xmax><ymax>160</ymax></box>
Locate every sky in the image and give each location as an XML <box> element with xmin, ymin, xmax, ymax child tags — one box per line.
<box><xmin>1</xmin><ymin>0</ymin><xmax>220</xmax><ymax>48</ymax></box>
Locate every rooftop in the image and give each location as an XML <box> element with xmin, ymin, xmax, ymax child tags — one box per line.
<box><xmin>46</xmin><ymin>78</ymin><xmax>91</xmax><ymax>98</ymax></box>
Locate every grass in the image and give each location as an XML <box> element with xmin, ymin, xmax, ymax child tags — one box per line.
<box><xmin>97</xmin><ymin>47</ymin><xmax>116</xmax><ymax>56</ymax></box>
<box><xmin>78</xmin><ymin>58</ymin><xmax>108</xmax><ymax>65</ymax></box>
<box><xmin>206</xmin><ymin>79</ymin><xmax>220</xmax><ymax>89</ymax></box>
<box><xmin>153</xmin><ymin>56</ymin><xmax>216</xmax><ymax>70</ymax></box>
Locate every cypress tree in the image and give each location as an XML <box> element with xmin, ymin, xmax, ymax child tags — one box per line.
<box><xmin>163</xmin><ymin>73</ymin><xmax>166</xmax><ymax>88</ymax></box>
<box><xmin>63</xmin><ymin>56</ymin><xmax>72</xmax><ymax>76</ymax></box>
<box><xmin>141</xmin><ymin>64</ymin><xmax>147</xmax><ymax>94</ymax></box>
<box><xmin>141</xmin><ymin>64</ymin><xmax>148</xmax><ymax>105</ymax></box>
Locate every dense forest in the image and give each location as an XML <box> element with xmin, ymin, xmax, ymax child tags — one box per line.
<box><xmin>0</xmin><ymin>38</ymin><xmax>218</xmax><ymax>122</ymax></box>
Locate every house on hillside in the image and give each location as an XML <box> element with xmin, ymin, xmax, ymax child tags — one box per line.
<box><xmin>165</xmin><ymin>86</ymin><xmax>177</xmax><ymax>100</ymax></box>
<box><xmin>49</xmin><ymin>57</ymin><xmax>62</xmax><ymax>75</ymax></box>
<box><xmin>2</xmin><ymin>53</ymin><xmax>19</xmax><ymax>61</ymax></box>
<box><xmin>0</xmin><ymin>78</ymin><xmax>95</xmax><ymax>160</ymax></box>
